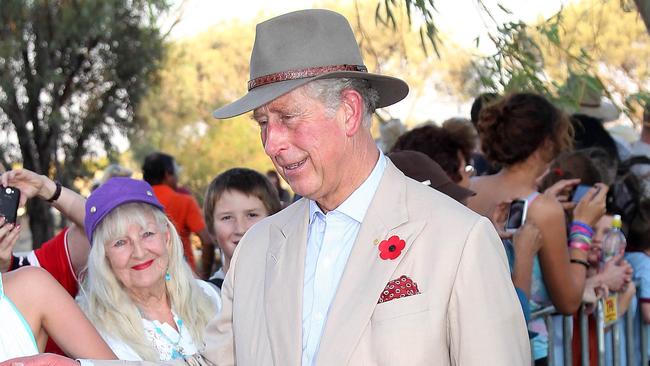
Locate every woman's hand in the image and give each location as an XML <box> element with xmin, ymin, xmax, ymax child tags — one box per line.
<box><xmin>543</xmin><ymin>178</ymin><xmax>580</xmax><ymax>211</ymax></box>
<box><xmin>0</xmin><ymin>217</ymin><xmax>21</xmax><ymax>272</ymax></box>
<box><xmin>512</xmin><ymin>222</ymin><xmax>542</xmax><ymax>259</ymax></box>
<box><xmin>573</xmin><ymin>183</ymin><xmax>608</xmax><ymax>227</ymax></box>
<box><xmin>2</xmin><ymin>169</ymin><xmax>86</xmax><ymax>229</ymax></box>
<box><xmin>0</xmin><ymin>353</ymin><xmax>80</xmax><ymax>366</ymax></box>
<box><xmin>0</xmin><ymin>169</ymin><xmax>56</xmax><ymax>206</ymax></box>
<box><xmin>490</xmin><ymin>200</ymin><xmax>512</xmax><ymax>239</ymax></box>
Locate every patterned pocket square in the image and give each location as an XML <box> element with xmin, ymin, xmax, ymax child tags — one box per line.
<box><xmin>378</xmin><ymin>275</ymin><xmax>421</xmax><ymax>303</ymax></box>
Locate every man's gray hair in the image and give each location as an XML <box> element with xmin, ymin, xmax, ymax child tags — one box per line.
<box><xmin>304</xmin><ymin>78</ymin><xmax>380</xmax><ymax>127</ymax></box>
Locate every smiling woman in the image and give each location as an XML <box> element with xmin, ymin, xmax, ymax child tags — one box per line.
<box><xmin>77</xmin><ymin>178</ymin><xmax>221</xmax><ymax>361</ymax></box>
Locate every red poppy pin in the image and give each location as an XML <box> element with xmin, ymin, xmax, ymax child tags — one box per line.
<box><xmin>378</xmin><ymin>235</ymin><xmax>406</xmax><ymax>260</ymax></box>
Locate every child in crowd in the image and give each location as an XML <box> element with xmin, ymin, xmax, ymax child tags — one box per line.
<box><xmin>569</xmin><ymin>213</ymin><xmax>635</xmax><ymax>366</ymax></box>
<box><xmin>203</xmin><ymin>168</ymin><xmax>281</xmax><ymax>290</ymax></box>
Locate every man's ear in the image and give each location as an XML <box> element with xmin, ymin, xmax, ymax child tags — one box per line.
<box><xmin>340</xmin><ymin>89</ymin><xmax>365</xmax><ymax>137</ymax></box>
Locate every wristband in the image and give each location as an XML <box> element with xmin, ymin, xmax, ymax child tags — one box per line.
<box><xmin>47</xmin><ymin>181</ymin><xmax>62</xmax><ymax>203</ymax></box>
<box><xmin>570</xmin><ymin>232</ymin><xmax>592</xmax><ymax>243</ymax></box>
<box><xmin>571</xmin><ymin>221</ymin><xmax>594</xmax><ymax>235</ymax></box>
<box><xmin>570</xmin><ymin>258</ymin><xmax>590</xmax><ymax>269</ymax></box>
<box><xmin>569</xmin><ymin>241</ymin><xmax>590</xmax><ymax>252</ymax></box>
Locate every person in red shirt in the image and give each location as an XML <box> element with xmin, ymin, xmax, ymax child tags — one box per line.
<box><xmin>142</xmin><ymin>152</ymin><xmax>216</xmax><ymax>278</ymax></box>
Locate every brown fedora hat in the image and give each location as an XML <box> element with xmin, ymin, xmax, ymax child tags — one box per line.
<box><xmin>212</xmin><ymin>9</ymin><xmax>409</xmax><ymax>119</ymax></box>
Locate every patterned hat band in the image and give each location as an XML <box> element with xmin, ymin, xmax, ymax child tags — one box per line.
<box><xmin>247</xmin><ymin>64</ymin><xmax>368</xmax><ymax>91</ymax></box>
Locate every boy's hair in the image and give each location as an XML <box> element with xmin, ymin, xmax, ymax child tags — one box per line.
<box><xmin>203</xmin><ymin>168</ymin><xmax>282</xmax><ymax>236</ymax></box>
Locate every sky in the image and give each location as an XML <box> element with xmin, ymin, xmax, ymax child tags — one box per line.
<box><xmin>162</xmin><ymin>0</ymin><xmax>576</xmax><ymax>123</ymax></box>
<box><xmin>168</xmin><ymin>0</ymin><xmax>574</xmax><ymax>48</ymax></box>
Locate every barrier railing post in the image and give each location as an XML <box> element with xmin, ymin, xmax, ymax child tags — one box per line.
<box><xmin>625</xmin><ymin>306</ymin><xmax>634</xmax><ymax>366</ymax></box>
<box><xmin>612</xmin><ymin>319</ymin><xmax>620</xmax><ymax>366</ymax></box>
<box><xmin>545</xmin><ymin>314</ymin><xmax>555</xmax><ymax>366</ymax></box>
<box><xmin>596</xmin><ymin>300</ymin><xmax>605</xmax><ymax>366</ymax></box>
<box><xmin>581</xmin><ymin>304</ymin><xmax>590</xmax><ymax>366</ymax></box>
<box><xmin>642</xmin><ymin>305</ymin><xmax>648</xmax><ymax>365</ymax></box>
<box><xmin>563</xmin><ymin>315</ymin><xmax>572</xmax><ymax>366</ymax></box>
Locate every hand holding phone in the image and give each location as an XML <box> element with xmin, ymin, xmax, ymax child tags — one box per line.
<box><xmin>0</xmin><ymin>186</ymin><xmax>21</xmax><ymax>224</ymax></box>
<box><xmin>573</xmin><ymin>183</ymin><xmax>608</xmax><ymax>227</ymax></box>
<box><xmin>505</xmin><ymin>199</ymin><xmax>528</xmax><ymax>232</ymax></box>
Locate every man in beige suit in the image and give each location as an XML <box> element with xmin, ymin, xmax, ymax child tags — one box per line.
<box><xmin>4</xmin><ymin>8</ymin><xmax>529</xmax><ymax>366</ymax></box>
<box><xmin>206</xmin><ymin>8</ymin><xmax>530</xmax><ymax>365</ymax></box>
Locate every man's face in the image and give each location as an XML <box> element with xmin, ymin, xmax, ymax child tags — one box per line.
<box><xmin>253</xmin><ymin>87</ymin><xmax>348</xmax><ymax>203</ymax></box>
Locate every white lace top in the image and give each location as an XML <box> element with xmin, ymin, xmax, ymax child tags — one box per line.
<box><xmin>98</xmin><ymin>280</ymin><xmax>221</xmax><ymax>361</ymax></box>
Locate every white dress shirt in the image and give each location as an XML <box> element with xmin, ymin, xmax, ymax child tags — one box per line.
<box><xmin>301</xmin><ymin>152</ymin><xmax>387</xmax><ymax>366</ymax></box>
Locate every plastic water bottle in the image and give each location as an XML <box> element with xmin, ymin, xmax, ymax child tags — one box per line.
<box><xmin>601</xmin><ymin>214</ymin><xmax>626</xmax><ymax>264</ymax></box>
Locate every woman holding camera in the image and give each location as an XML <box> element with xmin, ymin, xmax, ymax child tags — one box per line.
<box><xmin>467</xmin><ymin>93</ymin><xmax>607</xmax><ymax>364</ymax></box>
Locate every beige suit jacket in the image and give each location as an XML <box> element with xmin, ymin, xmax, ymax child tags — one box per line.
<box><xmin>202</xmin><ymin>161</ymin><xmax>530</xmax><ymax>365</ymax></box>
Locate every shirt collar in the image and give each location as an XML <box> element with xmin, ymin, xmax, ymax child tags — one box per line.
<box><xmin>309</xmin><ymin>151</ymin><xmax>387</xmax><ymax>223</ymax></box>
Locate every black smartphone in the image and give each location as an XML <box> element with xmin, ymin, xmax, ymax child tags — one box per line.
<box><xmin>0</xmin><ymin>186</ymin><xmax>21</xmax><ymax>224</ymax></box>
<box><xmin>572</xmin><ymin>184</ymin><xmax>592</xmax><ymax>203</ymax></box>
<box><xmin>505</xmin><ymin>199</ymin><xmax>528</xmax><ymax>232</ymax></box>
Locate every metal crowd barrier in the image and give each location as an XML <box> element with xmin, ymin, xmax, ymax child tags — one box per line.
<box><xmin>529</xmin><ymin>287</ymin><xmax>648</xmax><ymax>366</ymax></box>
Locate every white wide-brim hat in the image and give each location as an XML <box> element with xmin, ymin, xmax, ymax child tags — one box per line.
<box><xmin>212</xmin><ymin>9</ymin><xmax>409</xmax><ymax>119</ymax></box>
<box><xmin>577</xmin><ymin>98</ymin><xmax>620</xmax><ymax>122</ymax></box>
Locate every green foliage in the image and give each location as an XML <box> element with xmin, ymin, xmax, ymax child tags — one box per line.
<box><xmin>0</xmin><ymin>0</ymin><xmax>169</xmax><ymax>176</ymax></box>
<box><xmin>0</xmin><ymin>0</ymin><xmax>169</xmax><ymax>245</ymax></box>
<box><xmin>375</xmin><ymin>0</ymin><xmax>441</xmax><ymax>56</ymax></box>
<box><xmin>470</xmin><ymin>0</ymin><xmax>650</xmax><ymax>121</ymax></box>
<box><xmin>131</xmin><ymin>19</ymin><xmax>274</xmax><ymax>201</ymax></box>
<box><xmin>383</xmin><ymin>0</ymin><xmax>649</xmax><ymax>123</ymax></box>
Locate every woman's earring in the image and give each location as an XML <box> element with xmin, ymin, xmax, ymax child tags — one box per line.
<box><xmin>165</xmin><ymin>272</ymin><xmax>171</xmax><ymax>281</ymax></box>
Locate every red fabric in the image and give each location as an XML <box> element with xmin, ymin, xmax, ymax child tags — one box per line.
<box><xmin>33</xmin><ymin>228</ymin><xmax>78</xmax><ymax>297</ymax></box>
<box><xmin>32</xmin><ymin>227</ymin><xmax>79</xmax><ymax>356</ymax></box>
<box><xmin>378</xmin><ymin>275</ymin><xmax>421</xmax><ymax>304</ymax></box>
<box><xmin>152</xmin><ymin>185</ymin><xmax>206</xmax><ymax>270</ymax></box>
<box><xmin>571</xmin><ymin>312</ymin><xmax>597</xmax><ymax>366</ymax></box>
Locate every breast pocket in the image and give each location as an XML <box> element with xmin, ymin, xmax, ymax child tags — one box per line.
<box><xmin>371</xmin><ymin>293</ymin><xmax>430</xmax><ymax>323</ymax></box>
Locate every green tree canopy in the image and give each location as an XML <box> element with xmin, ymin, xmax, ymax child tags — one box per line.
<box><xmin>0</xmin><ymin>0</ymin><xmax>169</xmax><ymax>246</ymax></box>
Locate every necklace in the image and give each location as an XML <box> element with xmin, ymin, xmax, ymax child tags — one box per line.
<box><xmin>151</xmin><ymin>315</ymin><xmax>186</xmax><ymax>359</ymax></box>
<box><xmin>138</xmin><ymin>305</ymin><xmax>188</xmax><ymax>360</ymax></box>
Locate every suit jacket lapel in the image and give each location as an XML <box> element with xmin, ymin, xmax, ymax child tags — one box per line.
<box><xmin>264</xmin><ymin>199</ymin><xmax>309</xmax><ymax>365</ymax></box>
<box><xmin>315</xmin><ymin>163</ymin><xmax>426</xmax><ymax>365</ymax></box>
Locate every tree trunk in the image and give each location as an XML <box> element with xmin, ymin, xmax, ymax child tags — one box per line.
<box><xmin>636</xmin><ymin>0</ymin><xmax>650</xmax><ymax>34</ymax></box>
<box><xmin>26</xmin><ymin>199</ymin><xmax>54</xmax><ymax>249</ymax></box>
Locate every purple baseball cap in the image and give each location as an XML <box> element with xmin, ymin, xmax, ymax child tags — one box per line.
<box><xmin>84</xmin><ymin>177</ymin><xmax>164</xmax><ymax>245</ymax></box>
